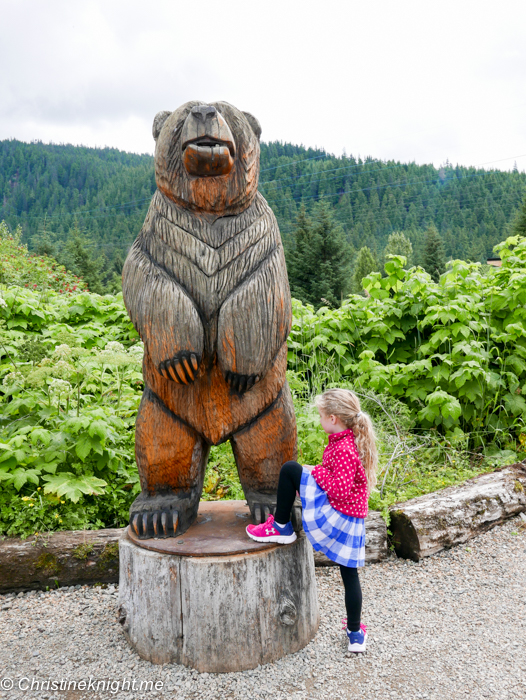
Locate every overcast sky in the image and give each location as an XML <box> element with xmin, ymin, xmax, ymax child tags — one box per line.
<box><xmin>2</xmin><ymin>0</ymin><xmax>526</xmax><ymax>171</ymax></box>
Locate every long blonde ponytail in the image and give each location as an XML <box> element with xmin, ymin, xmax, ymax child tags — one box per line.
<box><xmin>314</xmin><ymin>388</ymin><xmax>378</xmax><ymax>493</ymax></box>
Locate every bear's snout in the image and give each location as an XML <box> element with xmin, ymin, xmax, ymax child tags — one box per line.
<box><xmin>190</xmin><ymin>104</ymin><xmax>217</xmax><ymax>122</ymax></box>
<box><xmin>181</xmin><ymin>105</ymin><xmax>235</xmax><ymax>178</ymax></box>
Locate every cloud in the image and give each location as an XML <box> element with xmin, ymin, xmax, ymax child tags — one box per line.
<box><xmin>1</xmin><ymin>0</ymin><xmax>526</xmax><ymax>170</ymax></box>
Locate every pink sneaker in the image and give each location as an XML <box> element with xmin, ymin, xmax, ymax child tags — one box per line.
<box><xmin>246</xmin><ymin>514</ymin><xmax>297</xmax><ymax>544</ymax></box>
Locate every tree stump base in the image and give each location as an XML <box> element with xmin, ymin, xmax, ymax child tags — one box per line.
<box><xmin>118</xmin><ymin>501</ymin><xmax>319</xmax><ymax>672</ymax></box>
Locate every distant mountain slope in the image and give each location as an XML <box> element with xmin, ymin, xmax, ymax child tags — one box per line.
<box><xmin>0</xmin><ymin>139</ymin><xmax>155</xmax><ymax>261</ymax></box>
<box><xmin>259</xmin><ymin>143</ymin><xmax>526</xmax><ymax>262</ymax></box>
<box><xmin>1</xmin><ymin>138</ymin><xmax>525</xmax><ymax>264</ymax></box>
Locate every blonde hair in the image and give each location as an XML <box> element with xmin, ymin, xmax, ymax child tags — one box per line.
<box><xmin>314</xmin><ymin>388</ymin><xmax>378</xmax><ymax>493</ymax></box>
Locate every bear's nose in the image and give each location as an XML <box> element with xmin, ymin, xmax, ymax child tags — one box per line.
<box><xmin>191</xmin><ymin>105</ymin><xmax>217</xmax><ymax>122</ymax></box>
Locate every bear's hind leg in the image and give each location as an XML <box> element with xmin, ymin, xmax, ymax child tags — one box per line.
<box><xmin>130</xmin><ymin>388</ymin><xmax>210</xmax><ymax>538</ymax></box>
<box><xmin>230</xmin><ymin>382</ymin><xmax>300</xmax><ymax>527</ymax></box>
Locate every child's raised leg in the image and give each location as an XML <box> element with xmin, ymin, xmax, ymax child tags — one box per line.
<box><xmin>246</xmin><ymin>461</ymin><xmax>302</xmax><ymax>544</ymax></box>
<box><xmin>274</xmin><ymin>461</ymin><xmax>303</xmax><ymax>524</ymax></box>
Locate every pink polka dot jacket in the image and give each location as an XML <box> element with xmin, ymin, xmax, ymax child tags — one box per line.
<box><xmin>311</xmin><ymin>429</ymin><xmax>369</xmax><ymax>518</ymax></box>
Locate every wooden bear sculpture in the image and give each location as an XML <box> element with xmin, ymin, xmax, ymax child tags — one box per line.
<box><xmin>122</xmin><ymin>101</ymin><xmax>297</xmax><ymax>538</ymax></box>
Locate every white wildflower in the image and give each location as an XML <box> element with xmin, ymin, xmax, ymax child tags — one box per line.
<box><xmin>127</xmin><ymin>343</ymin><xmax>144</xmax><ymax>357</ymax></box>
<box><xmin>49</xmin><ymin>378</ymin><xmax>72</xmax><ymax>394</ymax></box>
<box><xmin>54</xmin><ymin>344</ymin><xmax>72</xmax><ymax>358</ymax></box>
<box><xmin>0</xmin><ymin>297</ymin><xmax>7</xmax><ymax>309</ymax></box>
<box><xmin>52</xmin><ymin>360</ymin><xmax>75</xmax><ymax>379</ymax></box>
<box><xmin>98</xmin><ymin>340</ymin><xmax>132</xmax><ymax>367</ymax></box>
<box><xmin>26</xmin><ymin>366</ymin><xmax>52</xmax><ymax>388</ymax></box>
<box><xmin>2</xmin><ymin>371</ymin><xmax>24</xmax><ymax>386</ymax></box>
<box><xmin>127</xmin><ymin>343</ymin><xmax>144</xmax><ymax>365</ymax></box>
<box><xmin>105</xmin><ymin>341</ymin><xmax>125</xmax><ymax>353</ymax></box>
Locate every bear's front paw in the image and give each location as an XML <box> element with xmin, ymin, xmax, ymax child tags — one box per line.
<box><xmin>158</xmin><ymin>352</ymin><xmax>200</xmax><ymax>384</ymax></box>
<box><xmin>224</xmin><ymin>371</ymin><xmax>260</xmax><ymax>394</ymax></box>
<box><xmin>130</xmin><ymin>509</ymin><xmax>179</xmax><ymax>539</ymax></box>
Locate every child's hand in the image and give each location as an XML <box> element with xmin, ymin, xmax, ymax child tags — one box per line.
<box><xmin>303</xmin><ymin>464</ymin><xmax>315</xmax><ymax>473</ymax></box>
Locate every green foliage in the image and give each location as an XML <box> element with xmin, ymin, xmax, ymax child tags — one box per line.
<box><xmin>0</xmin><ymin>221</ymin><xmax>87</xmax><ymax>293</ymax></box>
<box><xmin>2</xmin><ymin>227</ymin><xmax>526</xmax><ymax>537</ymax></box>
<box><xmin>2</xmin><ymin>139</ymin><xmax>526</xmax><ymax>279</ymax></box>
<box><xmin>0</xmin><ymin>140</ymin><xmax>155</xmax><ymax>270</ymax></box>
<box><xmin>56</xmin><ymin>223</ymin><xmax>107</xmax><ymax>294</ymax></box>
<box><xmin>201</xmin><ymin>443</ymin><xmax>245</xmax><ymax>501</ymax></box>
<box><xmin>289</xmin><ymin>237</ymin><xmax>526</xmax><ymax>454</ymax></box>
<box><xmin>259</xmin><ymin>144</ymin><xmax>526</xmax><ymax>265</ymax></box>
<box><xmin>352</xmin><ymin>246</ymin><xmax>378</xmax><ymax>293</ymax></box>
<box><xmin>0</xmin><ymin>241</ymin><xmax>142</xmax><ymax>537</ymax></box>
<box><xmin>511</xmin><ymin>188</ymin><xmax>526</xmax><ymax>237</ymax></box>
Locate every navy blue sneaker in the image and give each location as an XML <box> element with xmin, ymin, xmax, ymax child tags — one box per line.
<box><xmin>346</xmin><ymin>623</ymin><xmax>367</xmax><ymax>652</ymax></box>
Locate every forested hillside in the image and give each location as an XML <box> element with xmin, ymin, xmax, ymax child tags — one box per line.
<box><xmin>0</xmin><ymin>140</ymin><xmax>155</xmax><ymax>264</ymax></box>
<box><xmin>1</xmin><ymin>138</ymin><xmax>525</xmax><ymax>268</ymax></box>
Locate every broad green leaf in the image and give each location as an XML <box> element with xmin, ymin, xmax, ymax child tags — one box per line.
<box><xmin>42</xmin><ymin>473</ymin><xmax>107</xmax><ymax>503</ymax></box>
<box><xmin>503</xmin><ymin>393</ymin><xmax>526</xmax><ymax>417</ymax></box>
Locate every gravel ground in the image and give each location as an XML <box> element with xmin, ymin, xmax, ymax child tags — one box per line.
<box><xmin>0</xmin><ymin>514</ymin><xmax>525</xmax><ymax>700</ymax></box>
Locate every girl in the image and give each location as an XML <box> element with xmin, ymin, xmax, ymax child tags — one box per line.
<box><xmin>246</xmin><ymin>388</ymin><xmax>378</xmax><ymax>653</ymax></box>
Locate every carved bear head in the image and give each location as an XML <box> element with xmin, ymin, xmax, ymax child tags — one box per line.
<box><xmin>152</xmin><ymin>101</ymin><xmax>262</xmax><ymax>218</ymax></box>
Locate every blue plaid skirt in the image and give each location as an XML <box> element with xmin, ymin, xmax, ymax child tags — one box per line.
<box><xmin>299</xmin><ymin>469</ymin><xmax>365</xmax><ymax>567</ymax></box>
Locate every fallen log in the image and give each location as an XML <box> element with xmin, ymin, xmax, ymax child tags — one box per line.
<box><xmin>389</xmin><ymin>463</ymin><xmax>526</xmax><ymax>561</ymax></box>
<box><xmin>312</xmin><ymin>509</ymin><xmax>388</xmax><ymax>566</ymax></box>
<box><xmin>0</xmin><ymin>528</ymin><xmax>123</xmax><ymax>593</ymax></box>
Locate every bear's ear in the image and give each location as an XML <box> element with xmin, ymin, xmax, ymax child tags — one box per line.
<box><xmin>152</xmin><ymin>111</ymin><xmax>172</xmax><ymax>141</ymax></box>
<box><xmin>243</xmin><ymin>111</ymin><xmax>262</xmax><ymax>141</ymax></box>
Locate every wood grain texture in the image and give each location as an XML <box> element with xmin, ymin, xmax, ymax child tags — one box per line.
<box><xmin>389</xmin><ymin>463</ymin><xmax>526</xmax><ymax>561</ymax></box>
<box><xmin>0</xmin><ymin>529</ymin><xmax>123</xmax><ymax>593</ymax></box>
<box><xmin>118</xmin><ymin>532</ymin><xmax>319</xmax><ymax>671</ymax></box>
<box><xmin>143</xmin><ymin>344</ymin><xmax>288</xmax><ymax>446</ymax></box>
<box><xmin>122</xmin><ymin>101</ymin><xmax>295</xmax><ymax>534</ymax></box>
<box><xmin>231</xmin><ymin>383</ymin><xmax>297</xmax><ymax>494</ymax></box>
<box><xmin>134</xmin><ymin>388</ymin><xmax>209</xmax><ymax>492</ymax></box>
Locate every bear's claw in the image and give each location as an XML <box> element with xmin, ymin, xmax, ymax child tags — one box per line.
<box><xmin>130</xmin><ymin>509</ymin><xmax>179</xmax><ymax>539</ymax></box>
<box><xmin>224</xmin><ymin>371</ymin><xmax>260</xmax><ymax>394</ymax></box>
<box><xmin>159</xmin><ymin>352</ymin><xmax>200</xmax><ymax>384</ymax></box>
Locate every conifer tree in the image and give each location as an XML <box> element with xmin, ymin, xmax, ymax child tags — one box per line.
<box><xmin>384</xmin><ymin>231</ymin><xmax>413</xmax><ymax>268</ymax></box>
<box><xmin>287</xmin><ymin>202</ymin><xmax>352</xmax><ymax>308</ymax></box>
<box><xmin>422</xmin><ymin>225</ymin><xmax>446</xmax><ymax>282</ymax></box>
<box><xmin>352</xmin><ymin>246</ymin><xmax>378</xmax><ymax>293</ymax></box>
<box><xmin>511</xmin><ymin>189</ymin><xmax>526</xmax><ymax>237</ymax></box>
<box><xmin>58</xmin><ymin>223</ymin><xmax>107</xmax><ymax>294</ymax></box>
<box><xmin>286</xmin><ymin>206</ymin><xmax>312</xmax><ymax>304</ymax></box>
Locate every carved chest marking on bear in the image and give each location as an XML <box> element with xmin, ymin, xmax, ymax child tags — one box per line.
<box><xmin>137</xmin><ymin>190</ymin><xmax>280</xmax><ymax>318</ymax></box>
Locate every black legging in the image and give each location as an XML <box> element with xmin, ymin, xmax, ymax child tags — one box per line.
<box><xmin>274</xmin><ymin>461</ymin><xmax>303</xmax><ymax>524</ymax></box>
<box><xmin>274</xmin><ymin>461</ymin><xmax>363</xmax><ymax>632</ymax></box>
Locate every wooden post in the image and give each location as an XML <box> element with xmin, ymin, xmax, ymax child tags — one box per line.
<box><xmin>118</xmin><ymin>502</ymin><xmax>319</xmax><ymax>672</ymax></box>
